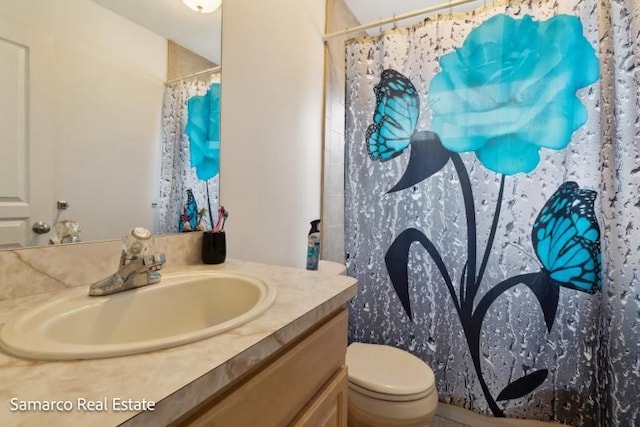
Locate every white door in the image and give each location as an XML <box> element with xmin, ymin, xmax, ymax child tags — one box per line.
<box><xmin>0</xmin><ymin>16</ymin><xmax>54</xmax><ymax>248</ymax></box>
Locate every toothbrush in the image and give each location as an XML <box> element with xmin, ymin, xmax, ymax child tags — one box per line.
<box><xmin>220</xmin><ymin>210</ymin><xmax>229</xmax><ymax>231</ymax></box>
<box><xmin>213</xmin><ymin>206</ymin><xmax>225</xmax><ymax>232</ymax></box>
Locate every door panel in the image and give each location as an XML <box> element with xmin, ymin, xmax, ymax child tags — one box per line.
<box><xmin>0</xmin><ymin>17</ymin><xmax>54</xmax><ymax>248</ymax></box>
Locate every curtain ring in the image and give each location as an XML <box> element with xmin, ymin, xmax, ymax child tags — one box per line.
<box><xmin>393</xmin><ymin>14</ymin><xmax>398</xmax><ymax>30</ymax></box>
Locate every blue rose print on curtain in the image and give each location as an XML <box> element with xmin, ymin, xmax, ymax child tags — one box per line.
<box><xmin>183</xmin><ymin>82</ymin><xmax>221</xmax><ymax>231</ymax></box>
<box><xmin>186</xmin><ymin>83</ymin><xmax>221</xmax><ymax>181</ymax></box>
<box><xmin>368</xmin><ymin>14</ymin><xmax>601</xmax><ymax>416</ymax></box>
<box><xmin>428</xmin><ymin>14</ymin><xmax>599</xmax><ymax>175</ymax></box>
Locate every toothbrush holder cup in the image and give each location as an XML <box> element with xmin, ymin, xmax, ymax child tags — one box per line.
<box><xmin>202</xmin><ymin>231</ymin><xmax>226</xmax><ymax>264</ymax></box>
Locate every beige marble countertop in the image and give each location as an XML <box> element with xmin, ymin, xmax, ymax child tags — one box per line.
<box><xmin>0</xmin><ymin>259</ymin><xmax>357</xmax><ymax>427</ymax></box>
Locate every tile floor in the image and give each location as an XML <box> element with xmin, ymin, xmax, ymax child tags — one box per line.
<box><xmin>432</xmin><ymin>415</ymin><xmax>470</xmax><ymax>427</ymax></box>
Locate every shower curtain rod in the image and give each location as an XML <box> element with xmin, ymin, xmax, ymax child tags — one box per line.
<box><xmin>165</xmin><ymin>65</ymin><xmax>221</xmax><ymax>86</ymax></box>
<box><xmin>323</xmin><ymin>0</ymin><xmax>482</xmax><ymax>40</ymax></box>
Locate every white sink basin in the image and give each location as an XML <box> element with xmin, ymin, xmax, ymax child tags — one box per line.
<box><xmin>0</xmin><ymin>271</ymin><xmax>276</xmax><ymax>360</ymax></box>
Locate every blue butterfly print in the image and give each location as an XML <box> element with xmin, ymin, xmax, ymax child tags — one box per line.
<box><xmin>185</xmin><ymin>189</ymin><xmax>199</xmax><ymax>229</ymax></box>
<box><xmin>179</xmin><ymin>189</ymin><xmax>199</xmax><ymax>232</ymax></box>
<box><xmin>366</xmin><ymin>69</ymin><xmax>420</xmax><ymax>161</ymax></box>
<box><xmin>532</xmin><ymin>181</ymin><xmax>602</xmax><ymax>294</ymax></box>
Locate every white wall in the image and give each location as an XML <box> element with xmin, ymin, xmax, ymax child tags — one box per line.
<box><xmin>322</xmin><ymin>0</ymin><xmax>360</xmax><ymax>263</ymax></box>
<box><xmin>221</xmin><ymin>0</ymin><xmax>326</xmax><ymax>268</ymax></box>
<box><xmin>0</xmin><ymin>0</ymin><xmax>166</xmax><ymax>242</ymax></box>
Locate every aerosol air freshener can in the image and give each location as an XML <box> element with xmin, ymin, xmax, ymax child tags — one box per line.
<box><xmin>306</xmin><ymin>219</ymin><xmax>321</xmax><ymax>270</ymax></box>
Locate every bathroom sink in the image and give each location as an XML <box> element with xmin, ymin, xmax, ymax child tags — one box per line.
<box><xmin>0</xmin><ymin>271</ymin><xmax>276</xmax><ymax>360</ymax></box>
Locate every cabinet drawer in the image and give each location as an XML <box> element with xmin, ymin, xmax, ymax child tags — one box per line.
<box><xmin>179</xmin><ymin>308</ymin><xmax>348</xmax><ymax>427</ymax></box>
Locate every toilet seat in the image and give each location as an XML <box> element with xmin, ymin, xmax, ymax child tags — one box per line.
<box><xmin>348</xmin><ymin>379</ymin><xmax>434</xmax><ymax>402</ymax></box>
<box><xmin>346</xmin><ymin>342</ymin><xmax>435</xmax><ymax>397</ymax></box>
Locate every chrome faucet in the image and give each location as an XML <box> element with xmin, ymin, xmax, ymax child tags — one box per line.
<box><xmin>89</xmin><ymin>228</ymin><xmax>166</xmax><ymax>296</ymax></box>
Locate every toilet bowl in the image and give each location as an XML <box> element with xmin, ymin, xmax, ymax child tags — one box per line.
<box><xmin>346</xmin><ymin>343</ymin><xmax>438</xmax><ymax>427</ymax></box>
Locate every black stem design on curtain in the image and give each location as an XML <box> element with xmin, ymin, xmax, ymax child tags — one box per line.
<box><xmin>476</xmin><ymin>175</ymin><xmax>506</xmax><ymax>288</ymax></box>
<box><xmin>386</xmin><ymin>158</ymin><xmax>563</xmax><ymax>417</ymax></box>
<box><xmin>459</xmin><ymin>262</ymin><xmax>468</xmax><ymax>307</ymax></box>
<box><xmin>450</xmin><ymin>153</ymin><xmax>477</xmax><ymax>312</ymax></box>
<box><xmin>465</xmin><ymin>272</ymin><xmax>556</xmax><ymax>414</ymax></box>
<box><xmin>449</xmin><ymin>160</ymin><xmax>510</xmax><ymax>416</ymax></box>
<box><xmin>447</xmin><ymin>157</ymin><xmax>507</xmax><ymax>416</ymax></box>
<box><xmin>206</xmin><ymin>180</ymin><xmax>214</xmax><ymax>228</ymax></box>
<box><xmin>386</xmin><ymin>228</ymin><xmax>460</xmax><ymax>318</ymax></box>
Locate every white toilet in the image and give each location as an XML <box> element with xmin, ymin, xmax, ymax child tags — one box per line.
<box><xmin>345</xmin><ymin>343</ymin><xmax>438</xmax><ymax>427</ymax></box>
<box><xmin>317</xmin><ymin>261</ymin><xmax>438</xmax><ymax>426</ymax></box>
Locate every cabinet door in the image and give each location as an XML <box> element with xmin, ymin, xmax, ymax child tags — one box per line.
<box><xmin>176</xmin><ymin>309</ymin><xmax>348</xmax><ymax>427</ymax></box>
<box><xmin>291</xmin><ymin>366</ymin><xmax>348</xmax><ymax>427</ymax></box>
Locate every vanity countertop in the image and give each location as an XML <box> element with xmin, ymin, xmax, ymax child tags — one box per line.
<box><xmin>0</xmin><ymin>259</ymin><xmax>357</xmax><ymax>427</ymax></box>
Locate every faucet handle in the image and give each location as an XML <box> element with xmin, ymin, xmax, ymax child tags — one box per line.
<box><xmin>123</xmin><ymin>227</ymin><xmax>154</xmax><ymax>259</ymax></box>
<box><xmin>143</xmin><ymin>253</ymin><xmax>166</xmax><ymax>272</ymax></box>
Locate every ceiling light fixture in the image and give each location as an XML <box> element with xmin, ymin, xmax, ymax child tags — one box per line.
<box><xmin>182</xmin><ymin>0</ymin><xmax>222</xmax><ymax>14</ymax></box>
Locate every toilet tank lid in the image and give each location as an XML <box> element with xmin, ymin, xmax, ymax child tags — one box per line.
<box><xmin>346</xmin><ymin>343</ymin><xmax>435</xmax><ymax>396</ymax></box>
<box><xmin>317</xmin><ymin>260</ymin><xmax>347</xmax><ymax>275</ymax></box>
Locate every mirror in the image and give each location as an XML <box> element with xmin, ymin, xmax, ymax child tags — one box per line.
<box><xmin>0</xmin><ymin>0</ymin><xmax>221</xmax><ymax>249</ymax></box>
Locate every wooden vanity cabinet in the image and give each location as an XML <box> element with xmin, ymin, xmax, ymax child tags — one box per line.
<box><xmin>174</xmin><ymin>307</ymin><xmax>349</xmax><ymax>427</ymax></box>
<box><xmin>290</xmin><ymin>365</ymin><xmax>348</xmax><ymax>427</ymax></box>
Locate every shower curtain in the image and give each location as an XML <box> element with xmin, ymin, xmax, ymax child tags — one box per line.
<box><xmin>344</xmin><ymin>1</ymin><xmax>639</xmax><ymax>426</ymax></box>
<box><xmin>157</xmin><ymin>75</ymin><xmax>220</xmax><ymax>234</ymax></box>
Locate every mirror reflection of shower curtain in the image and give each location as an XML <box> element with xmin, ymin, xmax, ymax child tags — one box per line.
<box><xmin>157</xmin><ymin>75</ymin><xmax>220</xmax><ymax>234</ymax></box>
<box><xmin>344</xmin><ymin>1</ymin><xmax>639</xmax><ymax>426</ymax></box>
